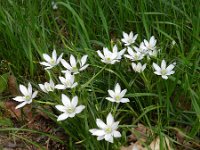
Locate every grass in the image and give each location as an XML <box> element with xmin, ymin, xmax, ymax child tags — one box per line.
<box><xmin>0</xmin><ymin>0</ymin><xmax>199</xmax><ymax>149</ymax></box>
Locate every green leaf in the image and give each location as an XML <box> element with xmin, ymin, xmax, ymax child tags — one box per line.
<box><xmin>0</xmin><ymin>73</ymin><xmax>9</xmax><ymax>93</ymax></box>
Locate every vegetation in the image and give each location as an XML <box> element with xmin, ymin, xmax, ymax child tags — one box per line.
<box><xmin>0</xmin><ymin>0</ymin><xmax>199</xmax><ymax>149</ymax></box>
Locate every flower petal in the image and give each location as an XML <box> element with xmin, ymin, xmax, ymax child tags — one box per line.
<box><xmin>55</xmin><ymin>105</ymin><xmax>66</xmax><ymax>112</ymax></box>
<box><xmin>15</xmin><ymin>101</ymin><xmax>27</xmax><ymax>109</ymax></box>
<box><xmin>120</xmin><ymin>98</ymin><xmax>130</xmax><ymax>103</ymax></box>
<box><xmin>55</xmin><ymin>84</ymin><xmax>66</xmax><ymax>89</ymax></box>
<box><xmin>13</xmin><ymin>96</ymin><xmax>24</xmax><ymax>102</ymax></box>
<box><xmin>113</xmin><ymin>131</ymin><xmax>121</xmax><ymax>138</ymax></box>
<box><xmin>43</xmin><ymin>54</ymin><xmax>51</xmax><ymax>62</ymax></box>
<box><xmin>52</xmin><ymin>49</ymin><xmax>57</xmax><ymax>61</ymax></box>
<box><xmin>108</xmin><ymin>90</ymin><xmax>115</xmax><ymax>98</ymax></box>
<box><xmin>80</xmin><ymin>55</ymin><xmax>88</xmax><ymax>67</ymax></box>
<box><xmin>57</xmin><ymin>113</ymin><xmax>68</xmax><ymax>121</ymax></box>
<box><xmin>61</xmin><ymin>94</ymin><xmax>71</xmax><ymax>106</ymax></box>
<box><xmin>75</xmin><ymin>105</ymin><xmax>85</xmax><ymax>114</ymax></box>
<box><xmin>71</xmin><ymin>96</ymin><xmax>78</xmax><ymax>107</ymax></box>
<box><xmin>70</xmin><ymin>55</ymin><xmax>77</xmax><ymax>67</ymax></box>
<box><xmin>106</xmin><ymin>97</ymin><xmax>115</xmax><ymax>102</ymax></box>
<box><xmin>105</xmin><ymin>134</ymin><xmax>113</xmax><ymax>143</ymax></box>
<box><xmin>115</xmin><ymin>83</ymin><xmax>121</xmax><ymax>94</ymax></box>
<box><xmin>19</xmin><ymin>84</ymin><xmax>28</xmax><ymax>96</ymax></box>
<box><xmin>61</xmin><ymin>59</ymin><xmax>72</xmax><ymax>70</ymax></box>
<box><xmin>96</xmin><ymin>119</ymin><xmax>106</xmax><ymax>129</ymax></box>
<box><xmin>153</xmin><ymin>63</ymin><xmax>161</xmax><ymax>72</ymax></box>
<box><xmin>106</xmin><ymin>113</ymin><xmax>114</xmax><ymax>126</ymax></box>
<box><xmin>161</xmin><ymin>60</ymin><xmax>166</xmax><ymax>69</ymax></box>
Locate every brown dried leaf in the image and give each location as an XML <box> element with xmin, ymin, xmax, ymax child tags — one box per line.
<box><xmin>8</xmin><ymin>74</ymin><xmax>19</xmax><ymax>96</ymax></box>
<box><xmin>149</xmin><ymin>136</ymin><xmax>172</xmax><ymax>150</ymax></box>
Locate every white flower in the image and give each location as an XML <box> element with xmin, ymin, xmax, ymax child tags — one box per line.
<box><xmin>55</xmin><ymin>94</ymin><xmax>85</xmax><ymax>121</ymax></box>
<box><xmin>133</xmin><ymin>43</ymin><xmax>149</xmax><ymax>55</ymax></box>
<box><xmin>153</xmin><ymin>60</ymin><xmax>176</xmax><ymax>79</ymax></box>
<box><xmin>106</xmin><ymin>83</ymin><xmax>129</xmax><ymax>103</ymax></box>
<box><xmin>131</xmin><ymin>62</ymin><xmax>146</xmax><ymax>73</ymax></box>
<box><xmin>55</xmin><ymin>71</ymin><xmax>78</xmax><ymax>89</ymax></box>
<box><xmin>97</xmin><ymin>45</ymin><xmax>126</xmax><ymax>64</ymax></box>
<box><xmin>121</xmin><ymin>31</ymin><xmax>138</xmax><ymax>46</ymax></box>
<box><xmin>38</xmin><ymin>79</ymin><xmax>55</xmax><ymax>93</ymax></box>
<box><xmin>140</xmin><ymin>36</ymin><xmax>157</xmax><ymax>51</ymax></box>
<box><xmin>61</xmin><ymin>55</ymin><xmax>89</xmax><ymax>74</ymax></box>
<box><xmin>89</xmin><ymin>113</ymin><xmax>121</xmax><ymax>143</ymax></box>
<box><xmin>13</xmin><ymin>83</ymin><xmax>38</xmax><ymax>109</ymax></box>
<box><xmin>124</xmin><ymin>47</ymin><xmax>144</xmax><ymax>61</ymax></box>
<box><xmin>51</xmin><ymin>1</ymin><xmax>58</xmax><ymax>10</ymax></box>
<box><xmin>40</xmin><ymin>49</ymin><xmax>63</xmax><ymax>70</ymax></box>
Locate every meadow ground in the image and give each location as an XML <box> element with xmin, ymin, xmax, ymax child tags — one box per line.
<box><xmin>0</xmin><ymin>0</ymin><xmax>199</xmax><ymax>149</ymax></box>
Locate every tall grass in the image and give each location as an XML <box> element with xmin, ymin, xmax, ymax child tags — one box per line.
<box><xmin>0</xmin><ymin>0</ymin><xmax>199</xmax><ymax>149</ymax></box>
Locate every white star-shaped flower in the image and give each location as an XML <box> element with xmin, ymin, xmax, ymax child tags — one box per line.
<box><xmin>40</xmin><ymin>49</ymin><xmax>63</xmax><ymax>70</ymax></box>
<box><xmin>55</xmin><ymin>94</ymin><xmax>85</xmax><ymax>121</ymax></box>
<box><xmin>140</xmin><ymin>36</ymin><xmax>157</xmax><ymax>51</ymax></box>
<box><xmin>13</xmin><ymin>83</ymin><xmax>38</xmax><ymax>109</ymax></box>
<box><xmin>97</xmin><ymin>45</ymin><xmax>126</xmax><ymax>64</ymax></box>
<box><xmin>106</xmin><ymin>83</ymin><xmax>129</xmax><ymax>103</ymax></box>
<box><xmin>55</xmin><ymin>71</ymin><xmax>78</xmax><ymax>89</ymax></box>
<box><xmin>124</xmin><ymin>47</ymin><xmax>144</xmax><ymax>61</ymax></box>
<box><xmin>153</xmin><ymin>60</ymin><xmax>176</xmax><ymax>79</ymax></box>
<box><xmin>61</xmin><ymin>55</ymin><xmax>89</xmax><ymax>74</ymax></box>
<box><xmin>38</xmin><ymin>79</ymin><xmax>55</xmax><ymax>93</ymax></box>
<box><xmin>89</xmin><ymin>113</ymin><xmax>121</xmax><ymax>143</ymax></box>
<box><xmin>121</xmin><ymin>31</ymin><xmax>138</xmax><ymax>46</ymax></box>
<box><xmin>132</xmin><ymin>62</ymin><xmax>146</xmax><ymax>73</ymax></box>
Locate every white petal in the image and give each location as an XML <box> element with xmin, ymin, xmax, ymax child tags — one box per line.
<box><xmin>79</xmin><ymin>64</ymin><xmax>89</xmax><ymax>71</ymax></box>
<box><xmin>57</xmin><ymin>53</ymin><xmax>63</xmax><ymax>64</ymax></box>
<box><xmin>106</xmin><ymin>113</ymin><xmax>114</xmax><ymax>126</ymax></box>
<box><xmin>43</xmin><ymin>54</ymin><xmax>51</xmax><ymax>62</ymax></box>
<box><xmin>55</xmin><ymin>84</ymin><xmax>66</xmax><ymax>89</ymax></box>
<box><xmin>70</xmin><ymin>55</ymin><xmax>77</xmax><ymax>67</ymax></box>
<box><xmin>80</xmin><ymin>55</ymin><xmax>88</xmax><ymax>67</ymax></box>
<box><xmin>97</xmin><ymin>50</ymin><xmax>105</xmax><ymax>60</ymax></box>
<box><xmin>96</xmin><ymin>119</ymin><xmax>106</xmax><ymax>129</ymax></box>
<box><xmin>153</xmin><ymin>63</ymin><xmax>161</xmax><ymax>72</ymax></box>
<box><xmin>162</xmin><ymin>75</ymin><xmax>168</xmax><ymax>79</ymax></box>
<box><xmin>61</xmin><ymin>94</ymin><xmax>71</xmax><ymax>106</ymax></box>
<box><xmin>27</xmin><ymin>83</ymin><xmax>32</xmax><ymax>94</ymax></box>
<box><xmin>55</xmin><ymin>105</ymin><xmax>66</xmax><ymax>112</ymax></box>
<box><xmin>115</xmin><ymin>83</ymin><xmax>121</xmax><ymax>94</ymax></box>
<box><xmin>15</xmin><ymin>101</ymin><xmax>27</xmax><ymax>109</ymax></box>
<box><xmin>122</xmin><ymin>32</ymin><xmax>128</xmax><ymax>39</ymax></box>
<box><xmin>40</xmin><ymin>62</ymin><xmax>51</xmax><ymax>67</ymax></box>
<box><xmin>71</xmin><ymin>82</ymin><xmax>78</xmax><ymax>88</ymax></box>
<box><xmin>120</xmin><ymin>89</ymin><xmax>127</xmax><ymax>98</ymax></box>
<box><xmin>113</xmin><ymin>131</ymin><xmax>121</xmax><ymax>138</ymax></box>
<box><xmin>57</xmin><ymin>113</ymin><xmax>68</xmax><ymax>121</ymax></box>
<box><xmin>68</xmin><ymin>112</ymin><xmax>76</xmax><ymax>118</ymax></box>
<box><xmin>127</xmin><ymin>47</ymin><xmax>135</xmax><ymax>56</ymax></box>
<box><xmin>71</xmin><ymin>96</ymin><xmax>78</xmax><ymax>107</ymax></box>
<box><xmin>154</xmin><ymin>71</ymin><xmax>162</xmax><ymax>75</ymax></box>
<box><xmin>32</xmin><ymin>91</ymin><xmax>38</xmax><ymax>99</ymax></box>
<box><xmin>75</xmin><ymin>105</ymin><xmax>85</xmax><ymax>114</ymax></box>
<box><xmin>105</xmin><ymin>134</ymin><xmax>113</xmax><ymax>143</ymax></box>
<box><xmin>89</xmin><ymin>129</ymin><xmax>105</xmax><ymax>136</ymax></box>
<box><xmin>52</xmin><ymin>49</ymin><xmax>57</xmax><ymax>61</ymax></box>
<box><xmin>106</xmin><ymin>97</ymin><xmax>115</xmax><ymax>102</ymax></box>
<box><xmin>108</xmin><ymin>90</ymin><xmax>115</xmax><ymax>98</ymax></box>
<box><xmin>112</xmin><ymin>121</ymin><xmax>119</xmax><ymax>130</ymax></box>
<box><xmin>13</xmin><ymin>96</ymin><xmax>24</xmax><ymax>102</ymax></box>
<box><xmin>166</xmin><ymin>64</ymin><xmax>175</xmax><ymax>72</ymax></box>
<box><xmin>39</xmin><ymin>84</ymin><xmax>47</xmax><ymax>93</ymax></box>
<box><xmin>61</xmin><ymin>59</ymin><xmax>72</xmax><ymax>70</ymax></box>
<box><xmin>166</xmin><ymin>70</ymin><xmax>175</xmax><ymax>75</ymax></box>
<box><xmin>19</xmin><ymin>84</ymin><xmax>28</xmax><ymax>96</ymax></box>
<box><xmin>161</xmin><ymin>60</ymin><xmax>166</xmax><ymax>69</ymax></box>
<box><xmin>112</xmin><ymin>45</ymin><xmax>118</xmax><ymax>53</ymax></box>
<box><xmin>120</xmin><ymin>98</ymin><xmax>130</xmax><ymax>103</ymax></box>
<box><xmin>97</xmin><ymin>136</ymin><xmax>104</xmax><ymax>141</ymax></box>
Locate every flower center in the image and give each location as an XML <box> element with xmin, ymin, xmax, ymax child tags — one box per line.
<box><xmin>65</xmin><ymin>80</ymin><xmax>72</xmax><ymax>87</ymax></box>
<box><xmin>66</xmin><ymin>106</ymin><xmax>75</xmax><ymax>113</ymax></box>
<box><xmin>72</xmin><ymin>66</ymin><xmax>78</xmax><ymax>72</ymax></box>
<box><xmin>50</xmin><ymin>58</ymin><xmax>55</xmax><ymax>65</ymax></box>
<box><xmin>105</xmin><ymin>126</ymin><xmax>112</xmax><ymax>134</ymax></box>
<box><xmin>161</xmin><ymin>69</ymin><xmax>167</xmax><ymax>75</ymax></box>
<box><xmin>25</xmin><ymin>95</ymin><xmax>31</xmax><ymax>101</ymax></box>
<box><xmin>106</xmin><ymin>57</ymin><xmax>111</xmax><ymax>61</ymax></box>
<box><xmin>115</xmin><ymin>95</ymin><xmax>121</xmax><ymax>101</ymax></box>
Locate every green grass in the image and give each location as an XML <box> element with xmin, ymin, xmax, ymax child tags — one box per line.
<box><xmin>0</xmin><ymin>0</ymin><xmax>199</xmax><ymax>149</ymax></box>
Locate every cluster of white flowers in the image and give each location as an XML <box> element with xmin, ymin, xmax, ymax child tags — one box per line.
<box><xmin>12</xmin><ymin>31</ymin><xmax>177</xmax><ymax>144</ymax></box>
<box><xmin>97</xmin><ymin>31</ymin><xmax>176</xmax><ymax>79</ymax></box>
